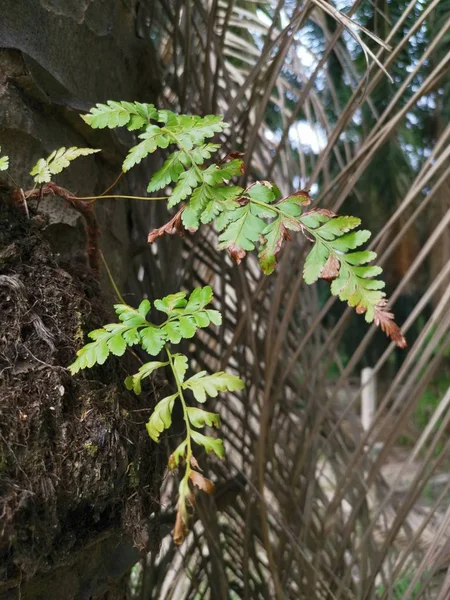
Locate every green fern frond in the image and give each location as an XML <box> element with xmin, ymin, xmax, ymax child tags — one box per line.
<box><xmin>69</xmin><ymin>286</ymin><xmax>243</xmax><ymax>545</ymax></box>
<box><xmin>30</xmin><ymin>147</ymin><xmax>101</xmax><ymax>184</ymax></box>
<box><xmin>81</xmin><ymin>100</ymin><xmax>158</xmax><ymax>131</ymax></box>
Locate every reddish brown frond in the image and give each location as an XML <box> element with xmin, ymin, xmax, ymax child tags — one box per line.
<box><xmin>173</xmin><ymin>508</ymin><xmax>189</xmax><ymax>545</ymax></box>
<box><xmin>374</xmin><ymin>299</ymin><xmax>407</xmax><ymax>348</ymax></box>
<box><xmin>148</xmin><ymin>207</ymin><xmax>185</xmax><ymax>243</ymax></box>
<box><xmin>189</xmin><ymin>471</ymin><xmax>215</xmax><ymax>494</ymax></box>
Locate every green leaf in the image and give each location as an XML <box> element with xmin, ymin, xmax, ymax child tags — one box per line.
<box><xmin>185</xmin><ymin>286</ymin><xmax>213</xmax><ymax>311</ymax></box>
<box><xmin>299</xmin><ymin>212</ymin><xmax>330</xmax><ymax>228</ymax></box>
<box><xmin>0</xmin><ymin>148</ymin><xmax>9</xmax><ymax>171</ymax></box>
<box><xmin>173</xmin><ymin>354</ymin><xmax>188</xmax><ymax>383</ymax></box>
<box><xmin>247</xmin><ymin>181</ymin><xmax>277</xmax><ymax>204</ymax></box>
<box><xmin>154</xmin><ymin>291</ymin><xmax>187</xmax><ymax>315</ymax></box>
<box><xmin>191</xmin><ymin>431</ymin><xmax>225</xmax><ymax>459</ymax></box>
<box><xmin>169</xmin><ymin>440</ymin><xmax>188</xmax><ymax>469</ymax></box>
<box><xmin>331</xmin><ymin>230</ymin><xmax>371</xmax><ymax>252</ymax></box>
<box><xmin>140</xmin><ymin>327</ymin><xmax>167</xmax><ymax>355</ymax></box>
<box><xmin>82</xmin><ymin>101</ymin><xmax>158</xmax><ymax>130</ymax></box>
<box><xmin>257</xmin><ymin>199</ymin><xmax>304</xmax><ymax>275</ymax></box>
<box><xmin>183</xmin><ymin>371</ymin><xmax>244</xmax><ymax>403</ymax></box>
<box><xmin>168</xmin><ymin>167</ymin><xmax>200</xmax><ymax>208</ymax></box>
<box><xmin>315</xmin><ymin>216</ymin><xmax>361</xmax><ymax>240</ymax></box>
<box><xmin>200</xmin><ymin>186</ymin><xmax>243</xmax><ymax>225</ymax></box>
<box><xmin>303</xmin><ymin>242</ymin><xmax>329</xmax><ymax>284</ymax></box>
<box><xmin>344</xmin><ymin>251</ymin><xmax>378</xmax><ymax>265</ymax></box>
<box><xmin>190</xmin><ymin>143</ymin><xmax>221</xmax><ymax>164</ymax></box>
<box><xmin>69</xmin><ymin>322</ymin><xmax>141</xmax><ymax>374</ymax></box>
<box><xmin>206</xmin><ymin>309</ymin><xmax>222</xmax><ymax>326</ymax></box>
<box><xmin>114</xmin><ymin>304</ymin><xmax>148</xmax><ymax>327</ymax></box>
<box><xmin>30</xmin><ymin>147</ymin><xmax>101</xmax><ymax>183</ymax></box>
<box><xmin>203</xmin><ymin>159</ymin><xmax>243</xmax><ymax>185</ymax></box>
<box><xmin>162</xmin><ymin>321</ymin><xmax>183</xmax><ymax>343</ymax></box>
<box><xmin>146</xmin><ymin>393</ymin><xmax>178</xmax><ymax>442</ymax></box>
<box><xmin>125</xmin><ymin>360</ymin><xmax>167</xmax><ymax>395</ymax></box>
<box><xmin>178</xmin><ymin>316</ymin><xmax>197</xmax><ymax>338</ymax></box>
<box><xmin>138</xmin><ymin>299</ymin><xmax>151</xmax><ymax>318</ymax></box>
<box><xmin>107</xmin><ymin>334</ymin><xmax>127</xmax><ymax>356</ymax></box>
<box><xmin>218</xmin><ymin>203</ymin><xmax>267</xmax><ymax>262</ymax></box>
<box><xmin>186</xmin><ymin>407</ymin><xmax>221</xmax><ymax>428</ymax></box>
<box><xmin>123</xmin><ymin>126</ymin><xmax>170</xmax><ymax>171</ymax></box>
<box><xmin>147</xmin><ymin>151</ymin><xmax>185</xmax><ymax>192</ymax></box>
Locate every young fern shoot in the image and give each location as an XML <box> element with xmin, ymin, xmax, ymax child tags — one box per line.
<box><xmin>69</xmin><ymin>286</ymin><xmax>244</xmax><ymax>544</ymax></box>
<box><xmin>82</xmin><ymin>101</ymin><xmax>406</xmax><ymax>347</ymax></box>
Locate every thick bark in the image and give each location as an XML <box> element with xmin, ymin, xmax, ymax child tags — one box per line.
<box><xmin>0</xmin><ymin>2</ymin><xmax>167</xmax><ymax>597</ymax></box>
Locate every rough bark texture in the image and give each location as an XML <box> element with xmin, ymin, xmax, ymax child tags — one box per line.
<box><xmin>0</xmin><ymin>2</ymin><xmax>166</xmax><ymax>597</ymax></box>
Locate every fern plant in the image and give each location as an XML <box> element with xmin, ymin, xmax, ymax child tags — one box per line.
<box><xmin>9</xmin><ymin>101</ymin><xmax>406</xmax><ymax>542</ymax></box>
<box><xmin>82</xmin><ymin>101</ymin><xmax>406</xmax><ymax>347</ymax></box>
<box><xmin>69</xmin><ymin>286</ymin><xmax>244</xmax><ymax>544</ymax></box>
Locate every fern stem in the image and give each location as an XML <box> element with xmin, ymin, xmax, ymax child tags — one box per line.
<box><xmin>99</xmin><ymin>250</ymin><xmax>126</xmax><ymax>304</ymax></box>
<box><xmin>74</xmin><ymin>194</ymin><xmax>169</xmax><ymax>203</ymax></box>
<box><xmin>99</xmin><ymin>171</ymin><xmax>124</xmax><ymax>196</ymax></box>
<box><xmin>166</xmin><ymin>346</ymin><xmax>193</xmax><ymax>468</ymax></box>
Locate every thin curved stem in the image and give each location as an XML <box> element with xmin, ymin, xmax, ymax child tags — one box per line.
<box><xmin>75</xmin><ymin>194</ymin><xmax>169</xmax><ymax>203</ymax></box>
<box><xmin>99</xmin><ymin>171</ymin><xmax>124</xmax><ymax>196</ymax></box>
<box><xmin>166</xmin><ymin>346</ymin><xmax>193</xmax><ymax>478</ymax></box>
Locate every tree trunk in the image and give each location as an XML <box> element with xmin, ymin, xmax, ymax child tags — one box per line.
<box><xmin>0</xmin><ymin>2</ymin><xmax>168</xmax><ymax>597</ymax></box>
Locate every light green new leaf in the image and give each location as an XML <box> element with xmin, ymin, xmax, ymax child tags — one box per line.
<box><xmin>139</xmin><ymin>326</ymin><xmax>167</xmax><ymax>355</ymax></box>
<box><xmin>178</xmin><ymin>316</ymin><xmax>197</xmax><ymax>338</ymax></box>
<box><xmin>154</xmin><ymin>291</ymin><xmax>187</xmax><ymax>315</ymax></box>
<box><xmin>191</xmin><ymin>431</ymin><xmax>225</xmax><ymax>459</ymax></box>
<box><xmin>169</xmin><ymin>440</ymin><xmax>188</xmax><ymax>469</ymax></box>
<box><xmin>163</xmin><ymin>321</ymin><xmax>183</xmax><ymax>343</ymax></box>
<box><xmin>173</xmin><ymin>354</ymin><xmax>188</xmax><ymax>383</ymax></box>
<box><xmin>183</xmin><ymin>371</ymin><xmax>244</xmax><ymax>403</ymax></box>
<box><xmin>30</xmin><ymin>147</ymin><xmax>101</xmax><ymax>184</ymax></box>
<box><xmin>114</xmin><ymin>303</ymin><xmax>149</xmax><ymax>327</ymax></box>
<box><xmin>0</xmin><ymin>147</ymin><xmax>9</xmax><ymax>171</ymax></box>
<box><xmin>82</xmin><ymin>100</ymin><xmax>158</xmax><ymax>130</ymax></box>
<box><xmin>185</xmin><ymin>286</ymin><xmax>213</xmax><ymax>311</ymax></box>
<box><xmin>186</xmin><ymin>407</ymin><xmax>221</xmax><ymax>429</ymax></box>
<box><xmin>138</xmin><ymin>299</ymin><xmax>151</xmax><ymax>319</ymax></box>
<box><xmin>125</xmin><ymin>360</ymin><xmax>167</xmax><ymax>395</ymax></box>
<box><xmin>303</xmin><ymin>242</ymin><xmax>329</xmax><ymax>284</ymax></box>
<box><xmin>146</xmin><ymin>393</ymin><xmax>179</xmax><ymax>442</ymax></box>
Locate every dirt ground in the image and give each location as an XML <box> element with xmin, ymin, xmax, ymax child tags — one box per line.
<box><xmin>0</xmin><ymin>194</ymin><xmax>164</xmax><ymax>593</ymax></box>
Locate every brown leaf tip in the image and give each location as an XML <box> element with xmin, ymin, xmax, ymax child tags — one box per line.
<box><xmin>320</xmin><ymin>253</ymin><xmax>340</xmax><ymax>281</ymax></box>
<box><xmin>374</xmin><ymin>300</ymin><xmax>407</xmax><ymax>349</ymax></box>
<box><xmin>173</xmin><ymin>509</ymin><xmax>189</xmax><ymax>545</ymax></box>
<box><xmin>189</xmin><ymin>471</ymin><xmax>215</xmax><ymax>495</ymax></box>
<box><xmin>148</xmin><ymin>207</ymin><xmax>185</xmax><ymax>244</ymax></box>
<box><xmin>228</xmin><ymin>244</ymin><xmax>246</xmax><ymax>264</ymax></box>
